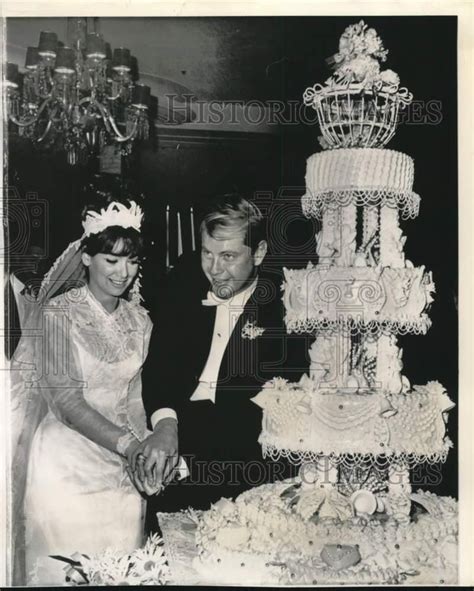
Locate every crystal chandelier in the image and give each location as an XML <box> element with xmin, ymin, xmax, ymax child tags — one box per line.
<box><xmin>6</xmin><ymin>18</ymin><xmax>152</xmax><ymax>165</ymax></box>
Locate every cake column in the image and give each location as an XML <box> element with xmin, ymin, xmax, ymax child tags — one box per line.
<box><xmin>388</xmin><ymin>461</ymin><xmax>412</xmax><ymax>524</ymax></box>
<box><xmin>316</xmin><ymin>208</ymin><xmax>340</xmax><ymax>265</ymax></box>
<box><xmin>334</xmin><ymin>203</ymin><xmax>357</xmax><ymax>389</ymax></box>
<box><xmin>379</xmin><ymin>205</ymin><xmax>405</xmax><ymax>268</ymax></box>
<box><xmin>362</xmin><ymin>205</ymin><xmax>380</xmax><ymax>266</ymax></box>
<box><xmin>309</xmin><ymin>333</ymin><xmax>338</xmax><ymax>389</ymax></box>
<box><xmin>375</xmin><ymin>334</ymin><xmax>403</xmax><ymax>394</ymax></box>
<box><xmin>359</xmin><ymin>337</ymin><xmax>378</xmax><ymax>389</ymax></box>
<box><xmin>334</xmin><ymin>203</ymin><xmax>357</xmax><ymax>267</ymax></box>
<box><xmin>301</xmin><ymin>457</ymin><xmax>338</xmax><ymax>489</ymax></box>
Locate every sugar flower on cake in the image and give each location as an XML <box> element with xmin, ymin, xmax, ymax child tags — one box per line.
<box><xmin>298</xmin><ymin>373</ymin><xmax>316</xmax><ymax>394</ymax></box>
<box><xmin>331</xmin><ymin>55</ymin><xmax>381</xmax><ymax>87</ymax></box>
<box><xmin>378</xmin><ymin>69</ymin><xmax>400</xmax><ymax>89</ymax></box>
<box><xmin>412</xmin><ymin>380</ymin><xmax>446</xmax><ymax>398</ymax></box>
<box><xmin>333</xmin><ymin>21</ymin><xmax>388</xmax><ymax>64</ymax></box>
<box><xmin>212</xmin><ymin>497</ymin><xmax>238</xmax><ymax>519</ymax></box>
<box><xmin>306</xmin><ymin>20</ymin><xmax>413</xmax><ymax>102</ymax></box>
<box><xmin>262</xmin><ymin>376</ymin><xmax>290</xmax><ymax>391</ymax></box>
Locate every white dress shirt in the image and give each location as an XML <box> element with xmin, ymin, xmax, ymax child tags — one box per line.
<box><xmin>10</xmin><ymin>273</ymin><xmax>25</xmax><ymax>299</ymax></box>
<box><xmin>151</xmin><ymin>278</ymin><xmax>258</xmax><ymax>428</ymax></box>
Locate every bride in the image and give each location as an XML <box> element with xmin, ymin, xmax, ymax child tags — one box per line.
<box><xmin>10</xmin><ymin>200</ymin><xmax>155</xmax><ymax>585</ymax></box>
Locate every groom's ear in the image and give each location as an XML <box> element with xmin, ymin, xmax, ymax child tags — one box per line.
<box><xmin>253</xmin><ymin>240</ymin><xmax>268</xmax><ymax>267</ymax></box>
<box><xmin>82</xmin><ymin>252</ymin><xmax>91</xmax><ymax>267</ymax></box>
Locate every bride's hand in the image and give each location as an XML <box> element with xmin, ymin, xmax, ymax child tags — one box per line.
<box><xmin>124</xmin><ymin>439</ymin><xmax>160</xmax><ymax>495</ymax></box>
<box><xmin>125</xmin><ymin>461</ymin><xmax>163</xmax><ymax>496</ymax></box>
<box><xmin>124</xmin><ymin>437</ymin><xmax>141</xmax><ymax>465</ymax></box>
<box><xmin>130</xmin><ymin>419</ymin><xmax>179</xmax><ymax>487</ymax></box>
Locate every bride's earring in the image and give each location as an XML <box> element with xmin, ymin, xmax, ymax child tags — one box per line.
<box><xmin>129</xmin><ymin>268</ymin><xmax>143</xmax><ymax>305</ymax></box>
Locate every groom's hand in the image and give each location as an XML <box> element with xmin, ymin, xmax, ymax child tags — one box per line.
<box><xmin>126</xmin><ymin>466</ymin><xmax>163</xmax><ymax>496</ymax></box>
<box><xmin>131</xmin><ymin>418</ymin><xmax>179</xmax><ymax>486</ymax></box>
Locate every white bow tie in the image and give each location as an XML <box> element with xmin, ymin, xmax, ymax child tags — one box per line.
<box><xmin>201</xmin><ymin>292</ymin><xmax>228</xmax><ymax>306</ymax></box>
<box><xmin>201</xmin><ymin>278</ymin><xmax>258</xmax><ymax>307</ymax></box>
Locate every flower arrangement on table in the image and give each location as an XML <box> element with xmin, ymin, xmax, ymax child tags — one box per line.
<box><xmin>51</xmin><ymin>534</ymin><xmax>170</xmax><ymax>586</ymax></box>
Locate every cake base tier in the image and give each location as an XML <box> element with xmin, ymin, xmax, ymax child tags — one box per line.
<box><xmin>168</xmin><ymin>482</ymin><xmax>457</xmax><ymax>586</ymax></box>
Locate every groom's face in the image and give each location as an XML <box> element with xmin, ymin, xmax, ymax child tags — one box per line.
<box><xmin>201</xmin><ymin>227</ymin><xmax>267</xmax><ymax>299</ymax></box>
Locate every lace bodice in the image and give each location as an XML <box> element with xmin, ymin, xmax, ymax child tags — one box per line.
<box><xmin>35</xmin><ymin>286</ymin><xmax>153</xmax><ymax>452</ymax></box>
<box><xmin>63</xmin><ymin>286</ymin><xmax>150</xmax><ymax>365</ymax></box>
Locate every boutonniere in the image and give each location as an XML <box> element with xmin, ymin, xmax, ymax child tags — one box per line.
<box><xmin>241</xmin><ymin>320</ymin><xmax>266</xmax><ymax>340</ymax></box>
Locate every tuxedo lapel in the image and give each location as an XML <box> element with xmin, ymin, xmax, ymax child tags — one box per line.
<box><xmin>4</xmin><ymin>277</ymin><xmax>22</xmax><ymax>360</ymax></box>
<box><xmin>214</xmin><ymin>280</ymin><xmax>268</xmax><ymax>401</ymax></box>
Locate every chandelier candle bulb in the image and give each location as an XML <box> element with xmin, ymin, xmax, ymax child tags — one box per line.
<box><xmin>25</xmin><ymin>47</ymin><xmax>40</xmax><ymax>70</ymax></box>
<box><xmin>54</xmin><ymin>47</ymin><xmax>76</xmax><ymax>74</ymax></box>
<box><xmin>132</xmin><ymin>84</ymin><xmax>150</xmax><ymax>109</ymax></box>
<box><xmin>112</xmin><ymin>47</ymin><xmax>131</xmax><ymax>71</ymax></box>
<box><xmin>105</xmin><ymin>62</ymin><xmax>113</xmax><ymax>83</ymax></box>
<box><xmin>85</xmin><ymin>33</ymin><xmax>106</xmax><ymax>59</ymax></box>
<box><xmin>105</xmin><ymin>42</ymin><xmax>112</xmax><ymax>61</ymax></box>
<box><xmin>6</xmin><ymin>63</ymin><xmax>19</xmax><ymax>86</ymax></box>
<box><xmin>38</xmin><ymin>31</ymin><xmax>58</xmax><ymax>56</ymax></box>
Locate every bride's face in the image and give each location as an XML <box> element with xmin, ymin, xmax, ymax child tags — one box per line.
<box><xmin>82</xmin><ymin>249</ymin><xmax>139</xmax><ymax>302</ymax></box>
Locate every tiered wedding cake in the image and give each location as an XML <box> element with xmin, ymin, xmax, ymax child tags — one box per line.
<box><xmin>192</xmin><ymin>21</ymin><xmax>458</xmax><ymax>585</ymax></box>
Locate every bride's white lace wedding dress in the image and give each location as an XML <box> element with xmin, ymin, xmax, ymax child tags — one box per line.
<box><xmin>19</xmin><ymin>286</ymin><xmax>152</xmax><ymax>584</ymax></box>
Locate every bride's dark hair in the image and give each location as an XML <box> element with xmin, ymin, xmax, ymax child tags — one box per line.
<box><xmin>80</xmin><ymin>198</ymin><xmax>145</xmax><ymax>259</ymax></box>
<box><xmin>81</xmin><ymin>226</ymin><xmax>144</xmax><ymax>259</ymax></box>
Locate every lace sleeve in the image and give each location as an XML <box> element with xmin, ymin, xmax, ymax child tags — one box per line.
<box><xmin>143</xmin><ymin>311</ymin><xmax>153</xmax><ymax>359</ymax></box>
<box><xmin>125</xmin><ymin>309</ymin><xmax>153</xmax><ymax>441</ymax></box>
<box><xmin>37</xmin><ymin>304</ymin><xmax>134</xmax><ymax>455</ymax></box>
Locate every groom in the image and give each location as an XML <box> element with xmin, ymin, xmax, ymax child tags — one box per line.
<box><xmin>134</xmin><ymin>195</ymin><xmax>308</xmax><ymax>515</ymax></box>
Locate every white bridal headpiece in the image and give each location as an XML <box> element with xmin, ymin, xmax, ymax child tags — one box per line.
<box><xmin>82</xmin><ymin>201</ymin><xmax>143</xmax><ymax>237</ymax></box>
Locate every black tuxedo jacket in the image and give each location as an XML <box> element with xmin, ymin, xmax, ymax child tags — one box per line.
<box><xmin>142</xmin><ymin>255</ymin><xmax>308</xmax><ymax>511</ymax></box>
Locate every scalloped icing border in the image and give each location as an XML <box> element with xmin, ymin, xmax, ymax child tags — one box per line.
<box><xmin>284</xmin><ymin>316</ymin><xmax>432</xmax><ymax>336</ymax></box>
<box><xmin>261</xmin><ymin>443</ymin><xmax>451</xmax><ymax>471</ymax></box>
<box><xmin>302</xmin><ymin>188</ymin><xmax>420</xmax><ymax>221</ymax></box>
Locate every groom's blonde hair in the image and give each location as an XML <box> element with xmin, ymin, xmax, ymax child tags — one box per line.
<box><xmin>200</xmin><ymin>194</ymin><xmax>265</xmax><ymax>252</ymax></box>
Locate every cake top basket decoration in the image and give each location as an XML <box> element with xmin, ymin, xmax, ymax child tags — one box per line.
<box><xmin>303</xmin><ymin>20</ymin><xmax>413</xmax><ymax>150</ymax></box>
